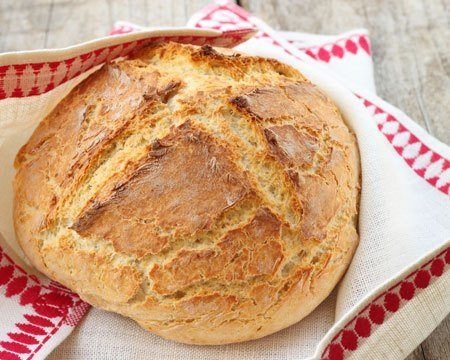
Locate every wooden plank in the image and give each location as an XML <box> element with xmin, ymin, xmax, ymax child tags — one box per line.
<box><xmin>111</xmin><ymin>0</ymin><xmax>216</xmax><ymax>27</ymax></box>
<box><xmin>0</xmin><ymin>0</ymin><xmax>215</xmax><ymax>51</ymax></box>
<box><xmin>44</xmin><ymin>0</ymin><xmax>112</xmax><ymax>48</ymax></box>
<box><xmin>0</xmin><ymin>0</ymin><xmax>52</xmax><ymax>52</ymax></box>
<box><xmin>408</xmin><ymin>347</ymin><xmax>427</xmax><ymax>360</ymax></box>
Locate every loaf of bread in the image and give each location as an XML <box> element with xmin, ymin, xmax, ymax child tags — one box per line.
<box><xmin>13</xmin><ymin>42</ymin><xmax>360</xmax><ymax>344</ymax></box>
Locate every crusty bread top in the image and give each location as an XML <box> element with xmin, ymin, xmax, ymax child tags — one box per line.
<box><xmin>13</xmin><ymin>42</ymin><xmax>360</xmax><ymax>344</ymax></box>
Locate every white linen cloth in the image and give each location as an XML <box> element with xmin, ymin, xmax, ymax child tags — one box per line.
<box><xmin>0</xmin><ymin>1</ymin><xmax>448</xmax><ymax>359</ymax></box>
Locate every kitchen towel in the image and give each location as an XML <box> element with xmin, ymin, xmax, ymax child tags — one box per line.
<box><xmin>0</xmin><ymin>1</ymin><xmax>449</xmax><ymax>359</ymax></box>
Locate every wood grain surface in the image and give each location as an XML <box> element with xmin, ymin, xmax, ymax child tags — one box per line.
<box><xmin>0</xmin><ymin>1</ymin><xmax>448</xmax><ymax>359</ymax></box>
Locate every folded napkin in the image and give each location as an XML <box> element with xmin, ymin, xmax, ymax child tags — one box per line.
<box><xmin>0</xmin><ymin>1</ymin><xmax>448</xmax><ymax>359</ymax></box>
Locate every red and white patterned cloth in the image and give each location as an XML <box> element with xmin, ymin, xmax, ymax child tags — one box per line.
<box><xmin>0</xmin><ymin>1</ymin><xmax>449</xmax><ymax>359</ymax></box>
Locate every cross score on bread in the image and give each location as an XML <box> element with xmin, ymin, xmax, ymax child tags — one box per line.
<box><xmin>13</xmin><ymin>43</ymin><xmax>360</xmax><ymax>345</ymax></box>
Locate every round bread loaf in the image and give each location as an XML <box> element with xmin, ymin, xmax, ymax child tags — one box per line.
<box><xmin>13</xmin><ymin>42</ymin><xmax>360</xmax><ymax>344</ymax></box>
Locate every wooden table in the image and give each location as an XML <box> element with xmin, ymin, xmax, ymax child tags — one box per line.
<box><xmin>1</xmin><ymin>1</ymin><xmax>448</xmax><ymax>359</ymax></box>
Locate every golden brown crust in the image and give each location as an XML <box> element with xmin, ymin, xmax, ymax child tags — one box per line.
<box><xmin>71</xmin><ymin>122</ymin><xmax>250</xmax><ymax>257</ymax></box>
<box><xmin>13</xmin><ymin>42</ymin><xmax>360</xmax><ymax>345</ymax></box>
<box><xmin>264</xmin><ymin>124</ymin><xmax>319</xmax><ymax>168</ymax></box>
<box><xmin>148</xmin><ymin>207</ymin><xmax>283</xmax><ymax>295</ymax></box>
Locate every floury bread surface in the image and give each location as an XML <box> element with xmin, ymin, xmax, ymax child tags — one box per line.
<box><xmin>13</xmin><ymin>42</ymin><xmax>360</xmax><ymax>344</ymax></box>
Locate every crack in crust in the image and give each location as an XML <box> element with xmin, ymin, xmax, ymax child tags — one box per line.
<box><xmin>148</xmin><ymin>207</ymin><xmax>283</xmax><ymax>295</ymax></box>
<box><xmin>13</xmin><ymin>42</ymin><xmax>360</xmax><ymax>345</ymax></box>
<box><xmin>71</xmin><ymin>122</ymin><xmax>251</xmax><ymax>257</ymax></box>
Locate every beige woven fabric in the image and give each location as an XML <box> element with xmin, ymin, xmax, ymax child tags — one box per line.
<box><xmin>0</xmin><ymin>9</ymin><xmax>449</xmax><ymax>359</ymax></box>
